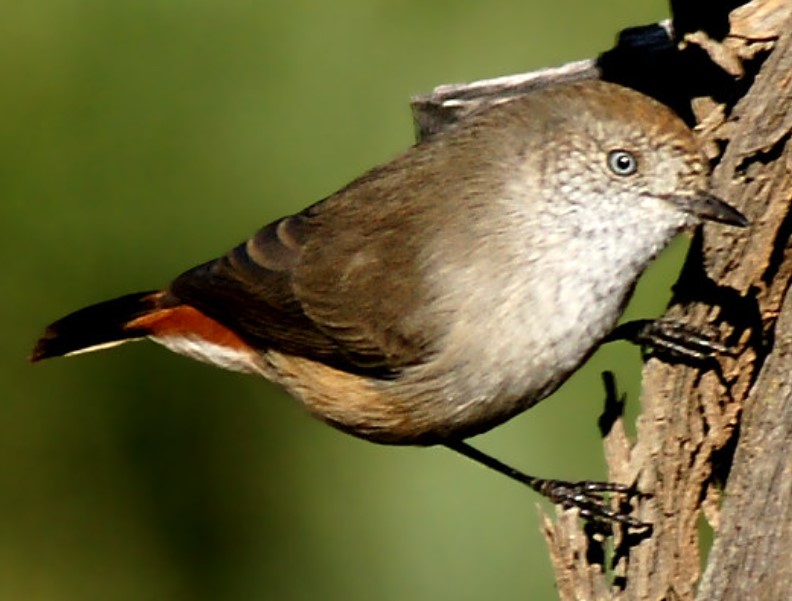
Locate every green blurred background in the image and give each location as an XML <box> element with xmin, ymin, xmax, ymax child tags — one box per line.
<box><xmin>2</xmin><ymin>1</ymin><xmax>682</xmax><ymax>599</ymax></box>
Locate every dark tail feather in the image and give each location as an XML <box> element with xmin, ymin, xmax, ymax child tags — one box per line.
<box><xmin>31</xmin><ymin>291</ymin><xmax>162</xmax><ymax>362</ymax></box>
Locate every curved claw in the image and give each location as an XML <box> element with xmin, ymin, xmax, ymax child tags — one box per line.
<box><xmin>445</xmin><ymin>441</ymin><xmax>651</xmax><ymax>530</ymax></box>
<box><xmin>608</xmin><ymin>318</ymin><xmax>732</xmax><ymax>362</ymax></box>
<box><xmin>538</xmin><ymin>478</ymin><xmax>651</xmax><ymax>529</ymax></box>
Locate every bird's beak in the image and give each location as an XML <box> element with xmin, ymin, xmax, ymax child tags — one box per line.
<box><xmin>672</xmin><ymin>191</ymin><xmax>749</xmax><ymax>227</ymax></box>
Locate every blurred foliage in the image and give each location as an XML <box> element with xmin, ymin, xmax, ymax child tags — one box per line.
<box><xmin>2</xmin><ymin>1</ymin><xmax>675</xmax><ymax>600</ymax></box>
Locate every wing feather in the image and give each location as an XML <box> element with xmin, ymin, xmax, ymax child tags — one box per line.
<box><xmin>169</xmin><ymin>166</ymin><xmax>439</xmax><ymax>377</ymax></box>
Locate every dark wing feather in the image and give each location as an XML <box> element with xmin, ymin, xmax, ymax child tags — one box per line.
<box><xmin>169</xmin><ymin>136</ymin><xmax>471</xmax><ymax>377</ymax></box>
<box><xmin>169</xmin><ymin>193</ymin><xmax>436</xmax><ymax>377</ymax></box>
<box><xmin>169</xmin><ymin>214</ymin><xmax>355</xmax><ymax>367</ymax></box>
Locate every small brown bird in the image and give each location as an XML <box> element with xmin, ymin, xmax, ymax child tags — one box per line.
<box><xmin>32</xmin><ymin>80</ymin><xmax>747</xmax><ymax>523</ymax></box>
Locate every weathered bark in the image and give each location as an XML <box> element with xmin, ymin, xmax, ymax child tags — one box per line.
<box><xmin>412</xmin><ymin>1</ymin><xmax>792</xmax><ymax>599</ymax></box>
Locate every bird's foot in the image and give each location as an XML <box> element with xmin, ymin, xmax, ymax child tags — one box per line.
<box><xmin>535</xmin><ymin>478</ymin><xmax>650</xmax><ymax>530</ymax></box>
<box><xmin>607</xmin><ymin>318</ymin><xmax>731</xmax><ymax>362</ymax></box>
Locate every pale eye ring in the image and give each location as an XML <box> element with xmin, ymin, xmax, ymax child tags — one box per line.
<box><xmin>607</xmin><ymin>149</ymin><xmax>638</xmax><ymax>176</ymax></box>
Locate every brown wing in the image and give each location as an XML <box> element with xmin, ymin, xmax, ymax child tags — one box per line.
<box><xmin>168</xmin><ymin>213</ymin><xmax>360</xmax><ymax>371</ymax></box>
<box><xmin>289</xmin><ymin>158</ymin><xmax>443</xmax><ymax>371</ymax></box>
<box><xmin>168</xmin><ymin>112</ymin><xmax>518</xmax><ymax>376</ymax></box>
<box><xmin>169</xmin><ymin>161</ymin><xmax>440</xmax><ymax>377</ymax></box>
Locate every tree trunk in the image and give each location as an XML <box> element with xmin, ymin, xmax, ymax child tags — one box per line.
<box><xmin>412</xmin><ymin>1</ymin><xmax>792</xmax><ymax>599</ymax></box>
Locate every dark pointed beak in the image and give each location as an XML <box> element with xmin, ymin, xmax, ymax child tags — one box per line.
<box><xmin>674</xmin><ymin>191</ymin><xmax>750</xmax><ymax>227</ymax></box>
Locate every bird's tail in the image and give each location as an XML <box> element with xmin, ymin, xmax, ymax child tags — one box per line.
<box><xmin>31</xmin><ymin>291</ymin><xmax>162</xmax><ymax>362</ymax></box>
<box><xmin>31</xmin><ymin>290</ymin><xmax>260</xmax><ymax>374</ymax></box>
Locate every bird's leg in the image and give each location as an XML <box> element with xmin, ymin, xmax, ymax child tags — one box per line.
<box><xmin>444</xmin><ymin>440</ymin><xmax>649</xmax><ymax>529</ymax></box>
<box><xmin>605</xmin><ymin>318</ymin><xmax>731</xmax><ymax>362</ymax></box>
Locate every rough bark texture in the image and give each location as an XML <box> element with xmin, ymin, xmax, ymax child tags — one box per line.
<box><xmin>412</xmin><ymin>1</ymin><xmax>792</xmax><ymax>599</ymax></box>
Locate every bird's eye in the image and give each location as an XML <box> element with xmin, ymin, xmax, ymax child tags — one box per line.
<box><xmin>607</xmin><ymin>150</ymin><xmax>638</xmax><ymax>176</ymax></box>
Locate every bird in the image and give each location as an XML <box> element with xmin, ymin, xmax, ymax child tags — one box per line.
<box><xmin>32</xmin><ymin>79</ymin><xmax>747</xmax><ymax>524</ymax></box>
